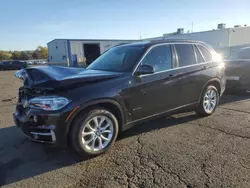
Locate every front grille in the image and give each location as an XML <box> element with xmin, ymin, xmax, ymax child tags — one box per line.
<box><xmin>18</xmin><ymin>87</ymin><xmax>46</xmax><ymax>109</ymax></box>
<box><xmin>19</xmin><ymin>87</ymin><xmax>38</xmax><ymax>101</ymax></box>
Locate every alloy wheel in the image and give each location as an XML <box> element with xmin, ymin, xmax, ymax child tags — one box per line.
<box><xmin>81</xmin><ymin>116</ymin><xmax>114</xmax><ymax>152</ymax></box>
<box><xmin>203</xmin><ymin>88</ymin><xmax>217</xmax><ymax>114</ymax></box>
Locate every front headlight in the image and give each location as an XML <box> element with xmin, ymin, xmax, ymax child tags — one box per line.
<box><xmin>28</xmin><ymin>96</ymin><xmax>71</xmax><ymax>111</ymax></box>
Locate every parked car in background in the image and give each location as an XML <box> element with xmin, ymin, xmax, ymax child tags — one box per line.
<box><xmin>0</xmin><ymin>62</ymin><xmax>3</xmax><ymax>70</ymax></box>
<box><xmin>1</xmin><ymin>61</ymin><xmax>27</xmax><ymax>70</ymax></box>
<box><xmin>13</xmin><ymin>40</ymin><xmax>225</xmax><ymax>156</ymax></box>
<box><xmin>38</xmin><ymin>60</ymin><xmax>47</xmax><ymax>65</ymax></box>
<box><xmin>29</xmin><ymin>60</ymin><xmax>47</xmax><ymax>65</ymax></box>
<box><xmin>225</xmin><ymin>47</ymin><xmax>250</xmax><ymax>93</ymax></box>
<box><xmin>27</xmin><ymin>61</ymin><xmax>33</xmax><ymax>66</ymax></box>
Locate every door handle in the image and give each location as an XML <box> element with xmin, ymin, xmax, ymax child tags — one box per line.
<box><xmin>202</xmin><ymin>66</ymin><xmax>207</xmax><ymax>70</ymax></box>
<box><xmin>140</xmin><ymin>89</ymin><xmax>146</xmax><ymax>95</ymax></box>
<box><xmin>168</xmin><ymin>74</ymin><xmax>175</xmax><ymax>78</ymax></box>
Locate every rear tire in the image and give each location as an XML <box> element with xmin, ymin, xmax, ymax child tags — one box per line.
<box><xmin>70</xmin><ymin>108</ymin><xmax>119</xmax><ymax>157</ymax></box>
<box><xmin>196</xmin><ymin>85</ymin><xmax>219</xmax><ymax>116</ymax></box>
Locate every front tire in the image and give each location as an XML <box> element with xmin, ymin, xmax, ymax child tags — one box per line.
<box><xmin>196</xmin><ymin>85</ymin><xmax>219</xmax><ymax>116</ymax></box>
<box><xmin>70</xmin><ymin>108</ymin><xmax>119</xmax><ymax>156</ymax></box>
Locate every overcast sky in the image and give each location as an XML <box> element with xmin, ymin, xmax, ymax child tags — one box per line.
<box><xmin>0</xmin><ymin>0</ymin><xmax>250</xmax><ymax>51</ymax></box>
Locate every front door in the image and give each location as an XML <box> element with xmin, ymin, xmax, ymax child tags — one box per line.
<box><xmin>128</xmin><ymin>44</ymin><xmax>181</xmax><ymax>121</ymax></box>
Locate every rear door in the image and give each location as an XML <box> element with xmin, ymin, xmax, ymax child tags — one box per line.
<box><xmin>173</xmin><ymin>43</ymin><xmax>212</xmax><ymax>106</ymax></box>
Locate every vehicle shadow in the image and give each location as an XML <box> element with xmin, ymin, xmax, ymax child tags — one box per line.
<box><xmin>0</xmin><ymin>126</ymin><xmax>85</xmax><ymax>186</ymax></box>
<box><xmin>219</xmin><ymin>93</ymin><xmax>250</xmax><ymax>105</ymax></box>
<box><xmin>0</xmin><ymin>94</ymin><xmax>249</xmax><ymax>186</ymax></box>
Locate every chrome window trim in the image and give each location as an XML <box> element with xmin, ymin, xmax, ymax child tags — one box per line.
<box><xmin>132</xmin><ymin>42</ymin><xmax>213</xmax><ymax>77</ymax></box>
<box><xmin>138</xmin><ymin>61</ymin><xmax>212</xmax><ymax>77</ymax></box>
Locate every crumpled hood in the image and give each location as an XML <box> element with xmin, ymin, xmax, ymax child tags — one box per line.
<box><xmin>15</xmin><ymin>66</ymin><xmax>123</xmax><ymax>90</ymax></box>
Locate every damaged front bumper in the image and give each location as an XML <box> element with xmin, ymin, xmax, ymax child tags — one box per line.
<box><xmin>13</xmin><ymin>111</ymin><xmax>56</xmax><ymax>143</ymax></box>
<box><xmin>13</xmin><ymin>104</ymin><xmax>70</xmax><ymax>147</ymax></box>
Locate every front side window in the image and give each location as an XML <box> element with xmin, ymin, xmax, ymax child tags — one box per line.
<box><xmin>175</xmin><ymin>44</ymin><xmax>196</xmax><ymax>67</ymax></box>
<box><xmin>87</xmin><ymin>45</ymin><xmax>145</xmax><ymax>72</ymax></box>
<box><xmin>141</xmin><ymin>45</ymin><xmax>172</xmax><ymax>72</ymax></box>
<box><xmin>197</xmin><ymin>45</ymin><xmax>212</xmax><ymax>62</ymax></box>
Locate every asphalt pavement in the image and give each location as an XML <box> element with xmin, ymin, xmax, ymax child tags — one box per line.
<box><xmin>1</xmin><ymin>91</ymin><xmax>250</xmax><ymax>188</ymax></box>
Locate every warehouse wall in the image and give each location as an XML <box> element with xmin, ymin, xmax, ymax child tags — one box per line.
<box><xmin>143</xmin><ymin>36</ymin><xmax>163</xmax><ymax>41</ymax></box>
<box><xmin>230</xmin><ymin>26</ymin><xmax>250</xmax><ymax>46</ymax></box>
<box><xmin>164</xmin><ymin>29</ymin><xmax>230</xmax><ymax>48</ymax></box>
<box><xmin>70</xmin><ymin>41</ymin><xmax>85</xmax><ymax>64</ymax></box>
<box><xmin>229</xmin><ymin>26</ymin><xmax>250</xmax><ymax>56</ymax></box>
<box><xmin>47</xmin><ymin>40</ymin><xmax>69</xmax><ymax>65</ymax></box>
<box><xmin>70</xmin><ymin>40</ymin><xmax>137</xmax><ymax>66</ymax></box>
<box><xmin>99</xmin><ymin>40</ymin><xmax>137</xmax><ymax>53</ymax></box>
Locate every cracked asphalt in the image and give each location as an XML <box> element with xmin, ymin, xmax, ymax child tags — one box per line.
<box><xmin>1</xmin><ymin>71</ymin><xmax>250</xmax><ymax>188</ymax></box>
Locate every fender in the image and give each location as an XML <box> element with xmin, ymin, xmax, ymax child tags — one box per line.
<box><xmin>198</xmin><ymin>78</ymin><xmax>221</xmax><ymax>102</ymax></box>
<box><xmin>65</xmin><ymin>98</ymin><xmax>125</xmax><ymax>136</ymax></box>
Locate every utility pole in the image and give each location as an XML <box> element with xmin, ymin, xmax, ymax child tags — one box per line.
<box><xmin>192</xmin><ymin>22</ymin><xmax>194</xmax><ymax>33</ymax></box>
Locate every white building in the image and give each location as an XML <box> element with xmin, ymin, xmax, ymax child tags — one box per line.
<box><xmin>145</xmin><ymin>24</ymin><xmax>250</xmax><ymax>57</ymax></box>
<box><xmin>47</xmin><ymin>39</ymin><xmax>137</xmax><ymax>66</ymax></box>
<box><xmin>48</xmin><ymin>24</ymin><xmax>250</xmax><ymax>66</ymax></box>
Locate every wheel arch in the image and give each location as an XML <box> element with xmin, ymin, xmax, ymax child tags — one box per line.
<box><xmin>199</xmin><ymin>78</ymin><xmax>221</xmax><ymax>102</ymax></box>
<box><xmin>66</xmin><ymin>99</ymin><xmax>125</xmax><ymax>139</ymax></box>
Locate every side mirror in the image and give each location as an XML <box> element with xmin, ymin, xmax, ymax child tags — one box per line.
<box><xmin>135</xmin><ymin>64</ymin><xmax>154</xmax><ymax>75</ymax></box>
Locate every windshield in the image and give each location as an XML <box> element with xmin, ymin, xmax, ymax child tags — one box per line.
<box><xmin>231</xmin><ymin>48</ymin><xmax>250</xmax><ymax>60</ymax></box>
<box><xmin>87</xmin><ymin>45</ymin><xmax>145</xmax><ymax>72</ymax></box>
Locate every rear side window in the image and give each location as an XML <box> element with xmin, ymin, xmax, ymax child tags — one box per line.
<box><xmin>175</xmin><ymin>44</ymin><xmax>196</xmax><ymax>67</ymax></box>
<box><xmin>197</xmin><ymin>45</ymin><xmax>212</xmax><ymax>62</ymax></box>
<box><xmin>194</xmin><ymin>45</ymin><xmax>205</xmax><ymax>63</ymax></box>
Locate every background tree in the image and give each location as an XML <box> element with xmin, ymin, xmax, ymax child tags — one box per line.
<box><xmin>11</xmin><ymin>51</ymin><xmax>21</xmax><ymax>60</ymax></box>
<box><xmin>0</xmin><ymin>51</ymin><xmax>12</xmax><ymax>60</ymax></box>
<box><xmin>33</xmin><ymin>46</ymin><xmax>48</xmax><ymax>59</ymax></box>
<box><xmin>20</xmin><ymin>51</ymin><xmax>30</xmax><ymax>60</ymax></box>
<box><xmin>0</xmin><ymin>46</ymin><xmax>48</xmax><ymax>61</ymax></box>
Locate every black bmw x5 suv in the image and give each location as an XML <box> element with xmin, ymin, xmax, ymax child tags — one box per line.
<box><xmin>13</xmin><ymin>40</ymin><xmax>226</xmax><ymax>156</ymax></box>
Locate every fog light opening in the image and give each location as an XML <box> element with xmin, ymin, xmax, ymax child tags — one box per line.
<box><xmin>33</xmin><ymin>134</ymin><xmax>39</xmax><ymax>140</ymax></box>
<box><xmin>33</xmin><ymin>115</ymin><xmax>38</xmax><ymax>123</ymax></box>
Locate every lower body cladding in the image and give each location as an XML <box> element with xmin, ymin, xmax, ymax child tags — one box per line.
<box><xmin>13</xmin><ymin>104</ymin><xmax>70</xmax><ymax>147</ymax></box>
